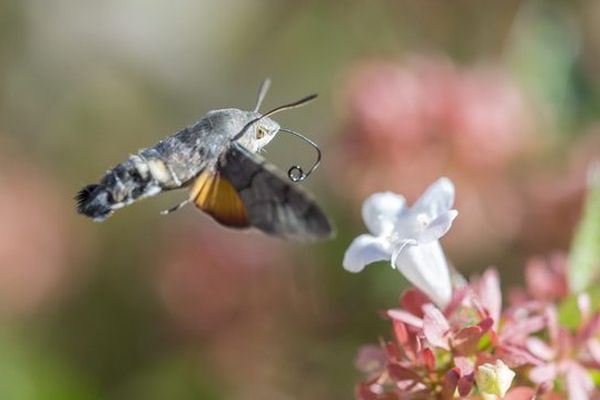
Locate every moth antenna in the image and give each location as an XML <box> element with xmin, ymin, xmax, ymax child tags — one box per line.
<box><xmin>279</xmin><ymin>128</ymin><xmax>322</xmax><ymax>183</ymax></box>
<box><xmin>261</xmin><ymin>93</ymin><xmax>318</xmax><ymax>119</ymax></box>
<box><xmin>253</xmin><ymin>78</ymin><xmax>271</xmax><ymax>112</ymax></box>
<box><xmin>234</xmin><ymin>93</ymin><xmax>318</xmax><ymax>141</ymax></box>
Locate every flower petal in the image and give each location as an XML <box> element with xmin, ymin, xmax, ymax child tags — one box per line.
<box><xmin>422</xmin><ymin>304</ymin><xmax>450</xmax><ymax>350</ymax></box>
<box><xmin>503</xmin><ymin>387</ymin><xmax>537</xmax><ymax>400</ymax></box>
<box><xmin>586</xmin><ymin>339</ymin><xmax>600</xmax><ymax>365</ymax></box>
<box><xmin>529</xmin><ymin>363</ymin><xmax>557</xmax><ymax>384</ymax></box>
<box><xmin>412</xmin><ymin>177</ymin><xmax>455</xmax><ymax>218</ymax></box>
<box><xmin>454</xmin><ymin>356</ymin><xmax>475</xmax><ymax>376</ymax></box>
<box><xmin>499</xmin><ymin>315</ymin><xmax>546</xmax><ymax>344</ymax></box>
<box><xmin>525</xmin><ymin>254</ymin><xmax>568</xmax><ymax>302</ymax></box>
<box><xmin>387</xmin><ymin>309</ymin><xmax>424</xmax><ymax>328</ymax></box>
<box><xmin>419</xmin><ymin>209</ymin><xmax>458</xmax><ymax>243</ymax></box>
<box><xmin>525</xmin><ymin>337</ymin><xmax>555</xmax><ymax>361</ymax></box>
<box><xmin>399</xmin><ymin>288</ymin><xmax>430</xmax><ymax>317</ymax></box>
<box><xmin>393</xmin><ymin>241</ymin><xmax>452</xmax><ymax>307</ymax></box>
<box><xmin>452</xmin><ymin>326</ymin><xmax>483</xmax><ymax>355</ymax></box>
<box><xmin>421</xmin><ymin>348</ymin><xmax>436</xmax><ymax>371</ymax></box>
<box><xmin>496</xmin><ymin>344</ymin><xmax>544</xmax><ymax>368</ymax></box>
<box><xmin>473</xmin><ymin>268</ymin><xmax>502</xmax><ymax>328</ymax></box>
<box><xmin>457</xmin><ymin>375</ymin><xmax>475</xmax><ymax>397</ymax></box>
<box><xmin>387</xmin><ymin>363</ymin><xmax>423</xmax><ymax>383</ymax></box>
<box><xmin>578</xmin><ymin>312</ymin><xmax>600</xmax><ymax>342</ymax></box>
<box><xmin>361</xmin><ymin>191</ymin><xmax>406</xmax><ymax>235</ymax></box>
<box><xmin>442</xmin><ymin>369</ymin><xmax>460</xmax><ymax>398</ymax></box>
<box><xmin>343</xmin><ymin>234</ymin><xmax>391</xmax><ymax>273</ymax></box>
<box><xmin>565</xmin><ymin>361</ymin><xmax>593</xmax><ymax>400</ymax></box>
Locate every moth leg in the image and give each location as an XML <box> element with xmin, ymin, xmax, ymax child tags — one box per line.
<box><xmin>160</xmin><ymin>198</ymin><xmax>191</xmax><ymax>215</ymax></box>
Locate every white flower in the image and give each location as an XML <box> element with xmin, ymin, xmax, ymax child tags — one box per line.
<box><xmin>475</xmin><ymin>360</ymin><xmax>516</xmax><ymax>398</ymax></box>
<box><xmin>343</xmin><ymin>178</ymin><xmax>458</xmax><ymax>307</ymax></box>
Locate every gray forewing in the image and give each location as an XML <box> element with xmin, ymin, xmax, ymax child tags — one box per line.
<box><xmin>219</xmin><ymin>143</ymin><xmax>334</xmax><ymax>240</ymax></box>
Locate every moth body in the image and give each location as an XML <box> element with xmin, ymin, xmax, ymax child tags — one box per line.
<box><xmin>76</xmin><ymin>80</ymin><xmax>333</xmax><ymax>240</ymax></box>
<box><xmin>77</xmin><ymin>108</ymin><xmax>279</xmax><ymax>221</ymax></box>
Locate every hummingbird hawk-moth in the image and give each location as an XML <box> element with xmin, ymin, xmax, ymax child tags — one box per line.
<box><xmin>75</xmin><ymin>79</ymin><xmax>334</xmax><ymax>240</ymax></box>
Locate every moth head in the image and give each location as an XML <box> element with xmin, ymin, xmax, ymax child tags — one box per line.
<box><xmin>233</xmin><ymin>78</ymin><xmax>316</xmax><ymax>152</ymax></box>
<box><xmin>232</xmin><ymin>79</ymin><xmax>322</xmax><ymax>182</ymax></box>
<box><xmin>250</xmin><ymin>116</ymin><xmax>280</xmax><ymax>151</ymax></box>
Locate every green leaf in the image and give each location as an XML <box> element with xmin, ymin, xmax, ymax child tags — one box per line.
<box><xmin>505</xmin><ymin>0</ymin><xmax>579</xmax><ymax>134</ymax></box>
<box><xmin>569</xmin><ymin>164</ymin><xmax>600</xmax><ymax>293</ymax></box>
<box><xmin>558</xmin><ymin>285</ymin><xmax>600</xmax><ymax>329</ymax></box>
<box><xmin>590</xmin><ymin>369</ymin><xmax>600</xmax><ymax>386</ymax></box>
<box><xmin>558</xmin><ymin>295</ymin><xmax>580</xmax><ymax>329</ymax></box>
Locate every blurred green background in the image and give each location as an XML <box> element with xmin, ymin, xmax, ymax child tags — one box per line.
<box><xmin>1</xmin><ymin>0</ymin><xmax>599</xmax><ymax>398</ymax></box>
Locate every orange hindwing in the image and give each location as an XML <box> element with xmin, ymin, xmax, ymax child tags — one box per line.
<box><xmin>190</xmin><ymin>171</ymin><xmax>249</xmax><ymax>228</ymax></box>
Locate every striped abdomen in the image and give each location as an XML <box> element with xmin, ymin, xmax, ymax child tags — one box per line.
<box><xmin>76</xmin><ymin>153</ymin><xmax>187</xmax><ymax>221</ymax></box>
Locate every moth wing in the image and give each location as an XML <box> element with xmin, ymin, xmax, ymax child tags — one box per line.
<box><xmin>190</xmin><ymin>170</ymin><xmax>250</xmax><ymax>228</ymax></box>
<box><xmin>219</xmin><ymin>143</ymin><xmax>334</xmax><ymax>240</ymax></box>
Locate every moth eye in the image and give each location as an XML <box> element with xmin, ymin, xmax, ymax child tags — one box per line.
<box><xmin>256</xmin><ymin>127</ymin><xmax>266</xmax><ymax>139</ymax></box>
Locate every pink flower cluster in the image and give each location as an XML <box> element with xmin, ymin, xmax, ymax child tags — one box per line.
<box><xmin>339</xmin><ymin>56</ymin><xmax>531</xmax><ymax>170</ymax></box>
<box><xmin>355</xmin><ymin>255</ymin><xmax>600</xmax><ymax>399</ymax></box>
